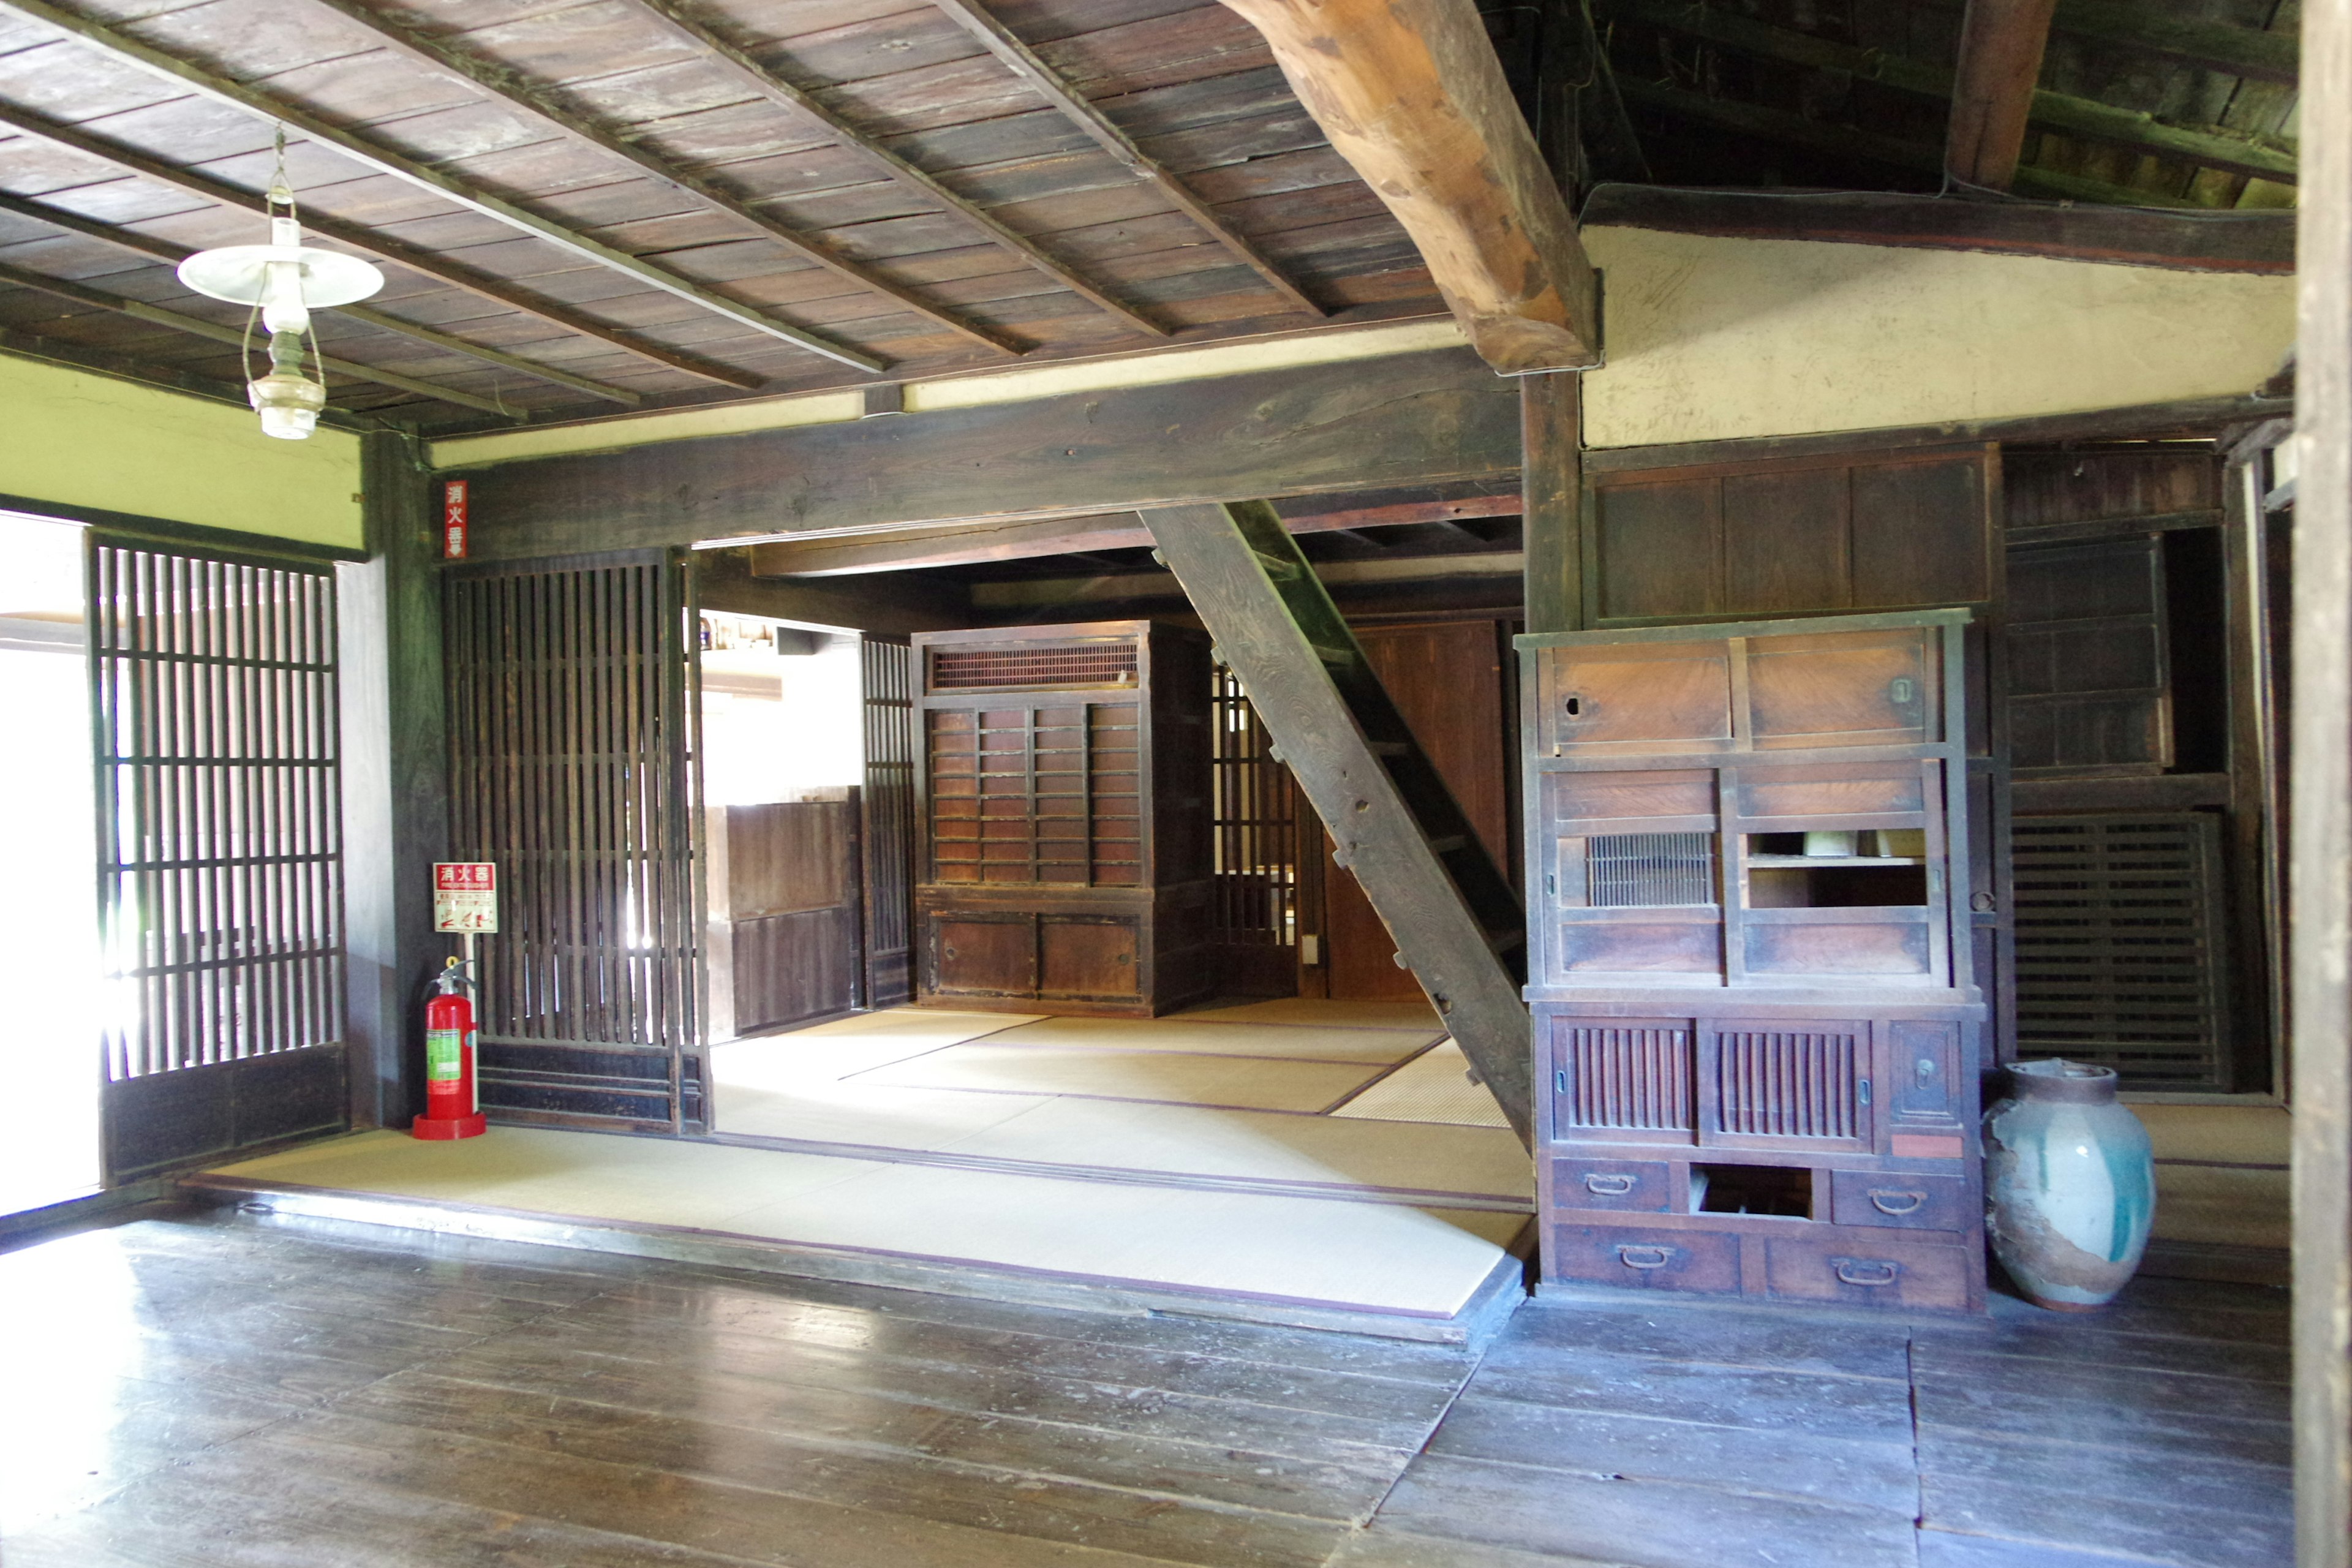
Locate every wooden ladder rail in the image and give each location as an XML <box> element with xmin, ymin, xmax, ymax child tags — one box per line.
<box><xmin>1140</xmin><ymin>500</ymin><xmax>1533</xmax><ymax>1145</ymax></box>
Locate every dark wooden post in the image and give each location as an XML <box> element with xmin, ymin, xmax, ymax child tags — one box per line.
<box><xmin>1521</xmin><ymin>370</ymin><xmax>1583</xmax><ymax>635</ymax></box>
<box><xmin>338</xmin><ymin>431</ymin><xmax>450</xmax><ymax>1129</ymax></box>
<box><xmin>2293</xmin><ymin>0</ymin><xmax>2352</xmax><ymax>1558</ymax></box>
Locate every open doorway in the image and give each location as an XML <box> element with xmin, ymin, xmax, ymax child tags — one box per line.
<box><xmin>0</xmin><ymin>513</ymin><xmax>101</xmax><ymax>1217</ymax></box>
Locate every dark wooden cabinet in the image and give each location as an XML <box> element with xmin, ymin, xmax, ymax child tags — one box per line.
<box><xmin>911</xmin><ymin>622</ymin><xmax>1213</xmax><ymax>1016</ymax></box>
<box><xmin>1519</xmin><ymin>609</ymin><xmax>1987</xmax><ymax>1314</ymax></box>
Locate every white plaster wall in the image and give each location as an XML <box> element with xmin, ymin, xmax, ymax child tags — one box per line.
<box><xmin>1580</xmin><ymin>227</ymin><xmax>2296</xmax><ymax>450</ymax></box>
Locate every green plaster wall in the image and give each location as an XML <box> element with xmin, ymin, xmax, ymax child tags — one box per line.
<box><xmin>0</xmin><ymin>352</ymin><xmax>364</xmax><ymax>549</ymax></box>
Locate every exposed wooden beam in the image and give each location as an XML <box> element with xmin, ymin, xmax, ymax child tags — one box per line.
<box><xmin>1615</xmin><ymin>0</ymin><xmax>2297</xmax><ymax>186</ymax></box>
<box><xmin>619</xmin><ymin>0</ymin><xmax>1165</xmax><ymax>341</ymax></box>
<box><xmin>2292</xmin><ymin>0</ymin><xmax>2352</xmax><ymax>1553</ymax></box>
<box><xmin>1947</xmin><ymin>0</ymin><xmax>2061</xmax><ymax>190</ymax></box>
<box><xmin>0</xmin><ymin>0</ymin><xmax>888</xmax><ymax>372</ymax></box>
<box><xmin>1616</xmin><ymin>80</ymin><xmax>2206</xmax><ymax>208</ymax></box>
<box><xmin>0</xmin><ymin>100</ymin><xmax>763</xmax><ymax>391</ymax></box>
<box><xmin>0</xmin><ymin>259</ymin><xmax>518</xmax><ymax>417</ymax></box>
<box><xmin>292</xmin><ymin>0</ymin><xmax>1024</xmax><ymax>359</ymax></box>
<box><xmin>0</xmin><ymin>192</ymin><xmax>644</xmax><ymax>406</ymax></box>
<box><xmin>747</xmin><ymin>493</ymin><xmax>1526</xmax><ymax>577</ymax></box>
<box><xmin>1521</xmin><ymin>369</ymin><xmax>1581</xmax><ymax>633</ymax></box>
<box><xmin>1218</xmin><ymin>0</ymin><xmax>1600</xmax><ymax>372</ymax></box>
<box><xmin>968</xmin><ymin>549</ymin><xmax>1523</xmax><ymax>607</ymax></box>
<box><xmin>0</xmin><ymin>318</ymin><xmax>293</xmax><ymax>415</ymax></box>
<box><xmin>2051</xmin><ymin>0</ymin><xmax>2297</xmax><ymax>85</ymax></box>
<box><xmin>458</xmin><ymin>350</ymin><xmax>1521</xmax><ymax>561</ymax></box>
<box><xmin>1581</xmin><ymin>186</ymin><xmax>2293</xmax><ymax>273</ymax></box>
<box><xmin>928</xmin><ymin>0</ymin><xmax>1324</xmax><ymax>320</ymax></box>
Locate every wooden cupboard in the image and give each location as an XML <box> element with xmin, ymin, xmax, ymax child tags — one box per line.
<box><xmin>1518</xmin><ymin>608</ymin><xmax>1988</xmax><ymax>1313</ymax></box>
<box><xmin>911</xmin><ymin>622</ymin><xmax>1214</xmax><ymax>1016</ymax></box>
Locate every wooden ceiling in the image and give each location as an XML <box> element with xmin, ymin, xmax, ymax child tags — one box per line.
<box><xmin>1595</xmin><ymin>0</ymin><xmax>2299</xmax><ymax>209</ymax></box>
<box><xmin>0</xmin><ymin>0</ymin><xmax>1443</xmax><ymax>431</ymax></box>
<box><xmin>0</xmin><ymin>0</ymin><xmax>2301</xmax><ymax>437</ymax></box>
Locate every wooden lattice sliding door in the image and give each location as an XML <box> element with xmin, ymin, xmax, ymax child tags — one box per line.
<box><xmin>860</xmin><ymin>636</ymin><xmax>916</xmax><ymax>1009</ymax></box>
<box><xmin>1209</xmin><ymin>662</ymin><xmax>1302</xmax><ymax>994</ymax></box>
<box><xmin>443</xmin><ymin>551</ymin><xmax>704</xmax><ymax>1133</ymax></box>
<box><xmin>88</xmin><ymin>535</ymin><xmax>349</xmax><ymax>1180</ymax></box>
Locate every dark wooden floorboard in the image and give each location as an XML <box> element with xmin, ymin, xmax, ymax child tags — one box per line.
<box><xmin>0</xmin><ymin>1208</ymin><xmax>2294</xmax><ymax>1568</ymax></box>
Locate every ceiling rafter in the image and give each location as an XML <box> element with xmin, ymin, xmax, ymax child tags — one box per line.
<box><xmin>0</xmin><ymin>257</ymin><xmax>520</xmax><ymax>415</ymax></box>
<box><xmin>0</xmin><ymin>190</ymin><xmax>644</xmax><ymax>405</ymax></box>
<box><xmin>1616</xmin><ymin>0</ymin><xmax>2297</xmax><ymax>186</ymax></box>
<box><xmin>2049</xmin><ymin>0</ymin><xmax>2297</xmax><ymax>85</ymax></box>
<box><xmin>617</xmin><ymin>0</ymin><xmax>1170</xmax><ymax>339</ymax></box>
<box><xmin>0</xmin><ymin>0</ymin><xmax>891</xmax><ymax>373</ymax></box>
<box><xmin>289</xmin><ymin>0</ymin><xmax>1030</xmax><ymax>358</ymax></box>
<box><xmin>0</xmin><ymin>99</ymin><xmax>765</xmax><ymax>391</ymax></box>
<box><xmin>927</xmin><ymin>0</ymin><xmax>1325</xmax><ymax>320</ymax></box>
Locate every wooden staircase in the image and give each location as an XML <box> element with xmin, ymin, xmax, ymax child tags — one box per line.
<box><xmin>1140</xmin><ymin>500</ymin><xmax>1532</xmax><ymax>1144</ymax></box>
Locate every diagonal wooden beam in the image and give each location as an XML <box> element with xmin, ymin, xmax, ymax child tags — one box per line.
<box><xmin>1947</xmin><ymin>0</ymin><xmax>2061</xmax><ymax>190</ymax></box>
<box><xmin>1615</xmin><ymin>0</ymin><xmax>2296</xmax><ymax>186</ymax></box>
<box><xmin>290</xmin><ymin>0</ymin><xmax>1024</xmax><ymax>358</ymax></box>
<box><xmin>0</xmin><ymin>0</ymin><xmax>887</xmax><ymax>372</ymax></box>
<box><xmin>0</xmin><ymin>99</ymin><xmax>763</xmax><ymax>391</ymax></box>
<box><xmin>928</xmin><ymin>0</ymin><xmax>1324</xmax><ymax>320</ymax></box>
<box><xmin>618</xmin><ymin>0</ymin><xmax>1167</xmax><ymax>339</ymax></box>
<box><xmin>0</xmin><ymin>190</ymin><xmax>644</xmax><ymax>405</ymax></box>
<box><xmin>1218</xmin><ymin>0</ymin><xmax>1599</xmax><ymax>372</ymax></box>
<box><xmin>0</xmin><ymin>258</ymin><xmax>520</xmax><ymax>416</ymax></box>
<box><xmin>1143</xmin><ymin>498</ymin><xmax>1532</xmax><ymax>1143</ymax></box>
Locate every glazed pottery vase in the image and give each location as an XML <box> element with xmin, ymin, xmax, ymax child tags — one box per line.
<box><xmin>1983</xmin><ymin>1059</ymin><xmax>2156</xmax><ymax>1311</ymax></box>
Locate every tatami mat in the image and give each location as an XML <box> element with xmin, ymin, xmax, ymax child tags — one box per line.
<box><xmin>851</xmin><ymin>1042</ymin><xmax>1389</xmax><ymax>1113</ymax></box>
<box><xmin>1180</xmin><ymin>998</ymin><xmax>1446</xmax><ymax>1031</ymax></box>
<box><xmin>1331</xmin><ymin>1039</ymin><xmax>1513</xmax><ymax>1128</ymax></box>
<box><xmin>209</xmin><ymin>1128</ymin><xmax>1524</xmax><ymax>1317</ymax></box>
<box><xmin>979</xmin><ymin>1014</ymin><xmax>1439</xmax><ymax>1063</ymax></box>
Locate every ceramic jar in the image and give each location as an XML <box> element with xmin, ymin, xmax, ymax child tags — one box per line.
<box><xmin>1983</xmin><ymin>1059</ymin><xmax>2156</xmax><ymax>1311</ymax></box>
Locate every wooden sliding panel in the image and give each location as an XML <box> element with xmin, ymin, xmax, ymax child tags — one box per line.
<box><xmin>89</xmin><ymin>537</ymin><xmax>350</xmax><ymax>1180</ymax></box>
<box><xmin>442</xmin><ymin>552</ymin><xmax>703</xmax><ymax>1133</ymax></box>
<box><xmin>860</xmin><ymin>637</ymin><xmax>917</xmax><ymax>1010</ymax></box>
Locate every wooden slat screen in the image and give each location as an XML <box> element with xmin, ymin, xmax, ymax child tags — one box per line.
<box><xmin>2013</xmin><ymin>812</ymin><xmax>2231</xmax><ymax>1089</ymax></box>
<box><xmin>443</xmin><ymin>553</ymin><xmax>703</xmax><ymax>1131</ymax></box>
<box><xmin>860</xmin><ymin>636</ymin><xmax>915</xmax><ymax>1009</ymax></box>
<box><xmin>1210</xmin><ymin>662</ymin><xmax>1298</xmax><ymax>952</ymax></box>
<box><xmin>88</xmin><ymin>535</ymin><xmax>348</xmax><ymax>1177</ymax></box>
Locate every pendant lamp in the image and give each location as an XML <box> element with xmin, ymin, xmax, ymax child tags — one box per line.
<box><xmin>175</xmin><ymin>134</ymin><xmax>384</xmax><ymax>440</ymax></box>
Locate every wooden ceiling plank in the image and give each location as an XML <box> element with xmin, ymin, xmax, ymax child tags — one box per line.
<box><xmin>2049</xmin><ymin>0</ymin><xmax>2296</xmax><ymax>85</ymax></box>
<box><xmin>1945</xmin><ymin>0</ymin><xmax>2060</xmax><ymax>190</ymax></box>
<box><xmin>0</xmin><ymin>96</ymin><xmax>763</xmax><ymax>388</ymax></box>
<box><xmin>612</xmin><ymin>0</ymin><xmax>1170</xmax><ymax>339</ymax></box>
<box><xmin>929</xmin><ymin>0</ymin><xmax>1322</xmax><ymax>318</ymax></box>
<box><xmin>1215</xmin><ymin>0</ymin><xmax>1597</xmax><ymax>372</ymax></box>
<box><xmin>0</xmin><ymin>187</ymin><xmax>644</xmax><ymax>404</ymax></box>
<box><xmin>0</xmin><ymin>255</ymin><xmax>519</xmax><ymax>415</ymax></box>
<box><xmin>284</xmin><ymin>0</ymin><xmax>1030</xmax><ymax>358</ymax></box>
<box><xmin>1618</xmin><ymin>0</ymin><xmax>2296</xmax><ymax>186</ymax></box>
<box><xmin>0</xmin><ymin>0</ymin><xmax>889</xmax><ymax>372</ymax></box>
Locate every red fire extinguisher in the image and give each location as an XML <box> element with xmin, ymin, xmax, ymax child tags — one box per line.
<box><xmin>413</xmin><ymin>956</ymin><xmax>488</xmax><ymax>1140</ymax></box>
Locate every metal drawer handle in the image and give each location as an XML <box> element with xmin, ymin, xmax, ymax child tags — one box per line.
<box><xmin>1834</xmin><ymin>1259</ymin><xmax>1901</xmax><ymax>1287</ymax></box>
<box><xmin>1616</xmin><ymin>1245</ymin><xmax>1676</xmax><ymax>1270</ymax></box>
<box><xmin>1868</xmin><ymin>1189</ymin><xmax>1926</xmax><ymax>1216</ymax></box>
<box><xmin>1584</xmin><ymin>1173</ymin><xmax>1636</xmax><ymax>1196</ymax></box>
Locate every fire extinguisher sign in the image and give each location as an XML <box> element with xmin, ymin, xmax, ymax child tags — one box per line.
<box><xmin>433</xmin><ymin>862</ymin><xmax>497</xmax><ymax>933</ymax></box>
<box><xmin>442</xmin><ymin>480</ymin><xmax>469</xmax><ymax>560</ymax></box>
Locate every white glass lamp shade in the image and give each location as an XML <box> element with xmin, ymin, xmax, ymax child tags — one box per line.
<box><xmin>176</xmin><ymin>244</ymin><xmax>384</xmax><ymax>333</ymax></box>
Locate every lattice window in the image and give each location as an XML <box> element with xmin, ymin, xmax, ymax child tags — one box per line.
<box><xmin>1210</xmin><ymin>664</ymin><xmax>1298</xmax><ymax>949</ymax></box>
<box><xmin>928</xmin><ymin>643</ymin><xmax>1138</xmax><ymax>691</ymax></box>
<box><xmin>2013</xmin><ymin>812</ymin><xmax>2230</xmax><ymax>1090</ymax></box>
<box><xmin>1588</xmin><ymin>832</ymin><xmax>1716</xmax><ymax>907</ymax></box>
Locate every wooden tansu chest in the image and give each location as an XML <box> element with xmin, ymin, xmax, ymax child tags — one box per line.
<box><xmin>911</xmin><ymin>622</ymin><xmax>1213</xmax><ymax>1017</ymax></box>
<box><xmin>1518</xmin><ymin>609</ymin><xmax>1988</xmax><ymax>1313</ymax></box>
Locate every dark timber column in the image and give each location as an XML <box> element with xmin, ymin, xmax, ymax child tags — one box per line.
<box><xmin>1143</xmin><ymin>500</ymin><xmax>1532</xmax><ymax>1142</ymax></box>
<box><xmin>2293</xmin><ymin>0</ymin><xmax>2352</xmax><ymax>1555</ymax></box>
<box><xmin>339</xmin><ymin>432</ymin><xmax>448</xmax><ymax>1129</ymax></box>
<box><xmin>1521</xmin><ymin>371</ymin><xmax>1584</xmax><ymax>634</ymax></box>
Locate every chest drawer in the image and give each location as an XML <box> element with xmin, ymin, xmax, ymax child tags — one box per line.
<box><xmin>1829</xmin><ymin>1170</ymin><xmax>1972</xmax><ymax>1233</ymax></box>
<box><xmin>1762</xmin><ymin>1233</ymin><xmax>1975</xmax><ymax>1312</ymax></box>
<box><xmin>1551</xmin><ymin>1158</ymin><xmax>1675</xmax><ymax>1213</ymax></box>
<box><xmin>1550</xmin><ymin>1224</ymin><xmax>1740</xmax><ymax>1295</ymax></box>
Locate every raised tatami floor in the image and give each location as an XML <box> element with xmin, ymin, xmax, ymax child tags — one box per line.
<box><xmin>201</xmin><ymin>1003</ymin><xmax>1534</xmax><ymax>1329</ymax></box>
